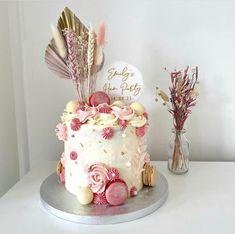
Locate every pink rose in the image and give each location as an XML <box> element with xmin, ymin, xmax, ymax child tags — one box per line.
<box><xmin>111</xmin><ymin>106</ymin><xmax>135</xmax><ymax>120</ymax></box>
<box><xmin>88</xmin><ymin>163</ymin><xmax>108</xmax><ymax>194</ymax></box>
<box><xmin>76</xmin><ymin>105</ymin><xmax>98</xmax><ymax>123</ymax></box>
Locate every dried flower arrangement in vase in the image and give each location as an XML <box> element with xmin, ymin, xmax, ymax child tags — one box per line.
<box><xmin>156</xmin><ymin>66</ymin><xmax>199</xmax><ymax>174</ymax></box>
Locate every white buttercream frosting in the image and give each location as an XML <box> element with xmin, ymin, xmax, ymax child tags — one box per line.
<box><xmin>60</xmin><ymin>101</ymin><xmax>149</xmax><ymax>197</ymax></box>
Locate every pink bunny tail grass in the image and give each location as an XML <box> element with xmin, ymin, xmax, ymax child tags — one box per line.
<box><xmin>96</xmin><ymin>22</ymin><xmax>105</xmax><ymax>46</ymax></box>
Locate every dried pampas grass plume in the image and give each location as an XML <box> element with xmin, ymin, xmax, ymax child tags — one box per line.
<box><xmin>51</xmin><ymin>24</ymin><xmax>67</xmax><ymax>58</ymax></box>
<box><xmin>96</xmin><ymin>22</ymin><xmax>105</xmax><ymax>46</ymax></box>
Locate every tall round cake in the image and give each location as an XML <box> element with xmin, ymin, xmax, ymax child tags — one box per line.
<box><xmin>56</xmin><ymin>97</ymin><xmax>155</xmax><ymax>205</ymax></box>
<box><xmin>45</xmin><ymin>7</ymin><xmax>156</xmax><ymax>206</ymax></box>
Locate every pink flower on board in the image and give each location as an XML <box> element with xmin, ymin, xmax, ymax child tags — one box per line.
<box><xmin>93</xmin><ymin>192</ymin><xmax>108</xmax><ymax>205</ymax></box>
<box><xmin>118</xmin><ymin>119</ymin><xmax>128</xmax><ymax>129</ymax></box>
<box><xmin>55</xmin><ymin>123</ymin><xmax>67</xmax><ymax>141</ymax></box>
<box><xmin>101</xmin><ymin>127</ymin><xmax>114</xmax><ymax>140</ymax></box>
<box><xmin>88</xmin><ymin>163</ymin><xmax>109</xmax><ymax>194</ymax></box>
<box><xmin>107</xmin><ymin>168</ymin><xmax>120</xmax><ymax>181</ymax></box>
<box><xmin>130</xmin><ymin>186</ymin><xmax>138</xmax><ymax>197</ymax></box>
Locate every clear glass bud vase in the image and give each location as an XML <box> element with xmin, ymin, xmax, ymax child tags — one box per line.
<box><xmin>168</xmin><ymin>129</ymin><xmax>189</xmax><ymax>174</ymax></box>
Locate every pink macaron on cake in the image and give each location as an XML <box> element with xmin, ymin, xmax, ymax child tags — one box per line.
<box><xmin>45</xmin><ymin>7</ymin><xmax>156</xmax><ymax>206</ymax></box>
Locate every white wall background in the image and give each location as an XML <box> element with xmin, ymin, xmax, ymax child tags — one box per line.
<box><xmin>2</xmin><ymin>0</ymin><xmax>235</xmax><ymax>194</ymax></box>
<box><xmin>0</xmin><ymin>2</ymin><xmax>19</xmax><ymax>197</ymax></box>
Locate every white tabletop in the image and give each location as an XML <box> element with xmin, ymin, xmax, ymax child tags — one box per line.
<box><xmin>0</xmin><ymin>161</ymin><xmax>235</xmax><ymax>234</ymax></box>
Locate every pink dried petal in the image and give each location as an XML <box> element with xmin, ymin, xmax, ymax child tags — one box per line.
<box><xmin>102</xmin><ymin>127</ymin><xmax>114</xmax><ymax>140</ymax></box>
<box><xmin>107</xmin><ymin>168</ymin><xmax>120</xmax><ymax>181</ymax></box>
<box><xmin>130</xmin><ymin>186</ymin><xmax>137</xmax><ymax>197</ymax></box>
<box><xmin>93</xmin><ymin>192</ymin><xmax>108</xmax><ymax>205</ymax></box>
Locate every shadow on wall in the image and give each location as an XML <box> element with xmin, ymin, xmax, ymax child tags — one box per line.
<box><xmin>188</xmin><ymin>77</ymin><xmax>225</xmax><ymax>161</ymax></box>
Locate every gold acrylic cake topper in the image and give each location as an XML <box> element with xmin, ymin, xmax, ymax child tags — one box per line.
<box><xmin>99</xmin><ymin>61</ymin><xmax>144</xmax><ymax>103</ymax></box>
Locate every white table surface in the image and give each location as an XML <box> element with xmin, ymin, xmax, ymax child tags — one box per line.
<box><xmin>0</xmin><ymin>161</ymin><xmax>235</xmax><ymax>234</ymax></box>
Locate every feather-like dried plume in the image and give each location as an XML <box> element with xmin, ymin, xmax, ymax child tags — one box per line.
<box><xmin>94</xmin><ymin>45</ymin><xmax>104</xmax><ymax>68</ymax></box>
<box><xmin>45</xmin><ymin>45</ymin><xmax>70</xmax><ymax>79</ymax></box>
<box><xmin>96</xmin><ymin>22</ymin><xmax>105</xmax><ymax>46</ymax></box>
<box><xmin>50</xmin><ymin>24</ymin><xmax>67</xmax><ymax>58</ymax></box>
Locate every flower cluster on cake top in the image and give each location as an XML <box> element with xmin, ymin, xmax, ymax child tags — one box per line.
<box><xmin>55</xmin><ymin>91</ymin><xmax>149</xmax><ymax>141</ymax></box>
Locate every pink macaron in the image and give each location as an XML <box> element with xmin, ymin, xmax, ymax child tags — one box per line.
<box><xmin>89</xmin><ymin>91</ymin><xmax>111</xmax><ymax>107</ymax></box>
<box><xmin>105</xmin><ymin>180</ymin><xmax>128</xmax><ymax>206</ymax></box>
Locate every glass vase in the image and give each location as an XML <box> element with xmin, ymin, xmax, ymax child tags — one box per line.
<box><xmin>168</xmin><ymin>128</ymin><xmax>189</xmax><ymax>174</ymax></box>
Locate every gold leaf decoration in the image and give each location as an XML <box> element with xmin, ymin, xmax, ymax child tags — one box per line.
<box><xmin>58</xmin><ymin>7</ymin><xmax>88</xmax><ymax>40</ymax></box>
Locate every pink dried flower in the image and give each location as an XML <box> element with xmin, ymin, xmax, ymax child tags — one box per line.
<box><xmin>136</xmin><ymin>125</ymin><xmax>147</xmax><ymax>137</ymax></box>
<box><xmin>55</xmin><ymin>123</ymin><xmax>67</xmax><ymax>141</ymax></box>
<box><xmin>102</xmin><ymin>127</ymin><xmax>114</xmax><ymax>140</ymax></box>
<box><xmin>130</xmin><ymin>186</ymin><xmax>138</xmax><ymax>197</ymax></box>
<box><xmin>158</xmin><ymin>66</ymin><xmax>199</xmax><ymax>130</ymax></box>
<box><xmin>93</xmin><ymin>192</ymin><xmax>108</xmax><ymax>205</ymax></box>
<box><xmin>107</xmin><ymin>168</ymin><xmax>120</xmax><ymax>181</ymax></box>
<box><xmin>118</xmin><ymin>119</ymin><xmax>128</xmax><ymax>129</ymax></box>
<box><xmin>65</xmin><ymin>30</ymin><xmax>79</xmax><ymax>84</ymax></box>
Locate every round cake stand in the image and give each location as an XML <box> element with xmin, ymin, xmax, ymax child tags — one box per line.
<box><xmin>40</xmin><ymin>172</ymin><xmax>168</xmax><ymax>225</ymax></box>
